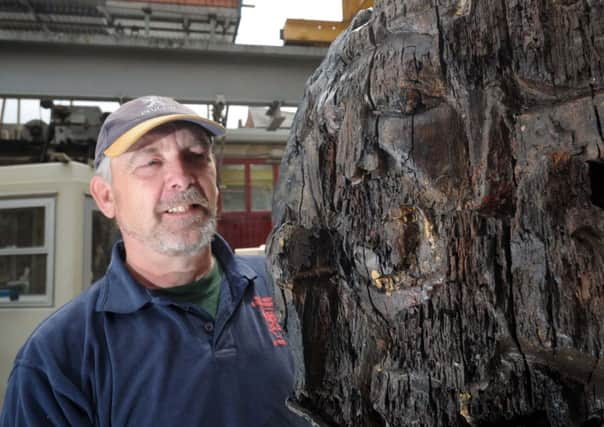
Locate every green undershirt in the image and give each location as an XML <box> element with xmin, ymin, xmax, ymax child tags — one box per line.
<box><xmin>156</xmin><ymin>258</ymin><xmax>223</xmax><ymax>319</ymax></box>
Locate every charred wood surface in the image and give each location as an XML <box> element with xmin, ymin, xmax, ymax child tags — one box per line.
<box><xmin>268</xmin><ymin>1</ymin><xmax>604</xmax><ymax>426</ymax></box>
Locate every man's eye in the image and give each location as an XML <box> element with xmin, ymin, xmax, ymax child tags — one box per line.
<box><xmin>191</xmin><ymin>151</ymin><xmax>207</xmax><ymax>160</ymax></box>
<box><xmin>140</xmin><ymin>159</ymin><xmax>161</xmax><ymax>168</ymax></box>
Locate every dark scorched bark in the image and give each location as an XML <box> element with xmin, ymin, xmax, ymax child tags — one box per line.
<box><xmin>268</xmin><ymin>1</ymin><xmax>604</xmax><ymax>426</ymax></box>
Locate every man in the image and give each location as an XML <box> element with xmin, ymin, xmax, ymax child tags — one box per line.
<box><xmin>0</xmin><ymin>96</ymin><xmax>309</xmax><ymax>426</ymax></box>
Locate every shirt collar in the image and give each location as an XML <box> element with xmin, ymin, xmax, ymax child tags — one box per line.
<box><xmin>95</xmin><ymin>241</ymin><xmax>151</xmax><ymax>313</ymax></box>
<box><xmin>212</xmin><ymin>234</ymin><xmax>257</xmax><ymax>282</ymax></box>
<box><xmin>96</xmin><ymin>235</ymin><xmax>258</xmax><ymax>314</ymax></box>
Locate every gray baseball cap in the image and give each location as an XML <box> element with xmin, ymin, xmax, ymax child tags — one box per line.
<box><xmin>94</xmin><ymin>95</ymin><xmax>226</xmax><ymax>168</ymax></box>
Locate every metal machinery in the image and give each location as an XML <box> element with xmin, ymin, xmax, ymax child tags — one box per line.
<box><xmin>0</xmin><ymin>0</ymin><xmax>244</xmax><ymax>162</ymax></box>
<box><xmin>44</xmin><ymin>102</ymin><xmax>105</xmax><ymax>147</ymax></box>
<box><xmin>0</xmin><ymin>99</ymin><xmax>105</xmax><ymax>165</ymax></box>
<box><xmin>0</xmin><ymin>0</ymin><xmax>240</xmax><ymax>43</ymax></box>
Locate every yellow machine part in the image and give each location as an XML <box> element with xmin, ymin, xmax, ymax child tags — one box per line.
<box><xmin>282</xmin><ymin>0</ymin><xmax>373</xmax><ymax>46</ymax></box>
<box><xmin>342</xmin><ymin>0</ymin><xmax>373</xmax><ymax>20</ymax></box>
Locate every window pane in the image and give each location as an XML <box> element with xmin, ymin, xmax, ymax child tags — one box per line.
<box><xmin>226</xmin><ymin>105</ymin><xmax>249</xmax><ymax>129</ymax></box>
<box><xmin>1</xmin><ymin>98</ymin><xmax>18</xmax><ymax>123</ymax></box>
<box><xmin>251</xmin><ymin>164</ymin><xmax>274</xmax><ymax>211</ymax></box>
<box><xmin>0</xmin><ymin>207</ymin><xmax>45</xmax><ymax>248</ymax></box>
<box><xmin>0</xmin><ymin>254</ymin><xmax>47</xmax><ymax>299</ymax></box>
<box><xmin>19</xmin><ymin>99</ymin><xmax>47</xmax><ymax>123</ymax></box>
<box><xmin>91</xmin><ymin>211</ymin><xmax>118</xmax><ymax>283</ymax></box>
<box><xmin>221</xmin><ymin>164</ymin><xmax>246</xmax><ymax>212</ymax></box>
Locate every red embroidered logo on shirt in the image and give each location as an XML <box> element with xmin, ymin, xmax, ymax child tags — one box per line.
<box><xmin>251</xmin><ymin>296</ymin><xmax>288</xmax><ymax>347</ymax></box>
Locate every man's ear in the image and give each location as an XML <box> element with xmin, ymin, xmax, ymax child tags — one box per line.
<box><xmin>90</xmin><ymin>175</ymin><xmax>116</xmax><ymax>218</ymax></box>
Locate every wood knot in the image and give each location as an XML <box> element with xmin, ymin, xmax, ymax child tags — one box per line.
<box><xmin>459</xmin><ymin>392</ymin><xmax>474</xmax><ymax>425</ymax></box>
<box><xmin>550</xmin><ymin>151</ymin><xmax>571</xmax><ymax>171</ymax></box>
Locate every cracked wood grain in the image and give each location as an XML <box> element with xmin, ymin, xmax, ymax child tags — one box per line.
<box><xmin>268</xmin><ymin>1</ymin><xmax>604</xmax><ymax>425</ymax></box>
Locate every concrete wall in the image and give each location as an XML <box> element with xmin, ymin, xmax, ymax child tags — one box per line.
<box><xmin>0</xmin><ymin>162</ymin><xmax>93</xmax><ymax>406</ymax></box>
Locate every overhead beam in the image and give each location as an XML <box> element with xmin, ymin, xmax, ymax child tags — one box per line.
<box><xmin>0</xmin><ymin>32</ymin><xmax>327</xmax><ymax>106</ymax></box>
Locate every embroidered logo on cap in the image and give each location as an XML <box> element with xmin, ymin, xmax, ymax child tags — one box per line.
<box><xmin>137</xmin><ymin>96</ymin><xmax>175</xmax><ymax>118</ymax></box>
<box><xmin>251</xmin><ymin>296</ymin><xmax>287</xmax><ymax>347</ymax></box>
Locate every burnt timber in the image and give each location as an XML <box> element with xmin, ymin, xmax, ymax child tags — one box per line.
<box><xmin>268</xmin><ymin>0</ymin><xmax>604</xmax><ymax>426</ymax></box>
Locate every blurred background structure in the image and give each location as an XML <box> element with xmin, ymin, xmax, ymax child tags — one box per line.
<box><xmin>0</xmin><ymin>0</ymin><xmax>373</xmax><ymax>406</ymax></box>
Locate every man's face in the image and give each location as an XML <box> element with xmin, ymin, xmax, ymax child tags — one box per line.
<box><xmin>104</xmin><ymin>123</ymin><xmax>218</xmax><ymax>256</ymax></box>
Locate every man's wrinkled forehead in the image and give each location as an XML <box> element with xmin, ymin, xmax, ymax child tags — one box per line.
<box><xmin>127</xmin><ymin>121</ymin><xmax>213</xmax><ymax>153</ymax></box>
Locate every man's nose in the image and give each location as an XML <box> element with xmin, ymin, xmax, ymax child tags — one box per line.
<box><xmin>165</xmin><ymin>158</ymin><xmax>195</xmax><ymax>189</ymax></box>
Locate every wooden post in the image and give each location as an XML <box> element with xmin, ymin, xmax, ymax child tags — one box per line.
<box><xmin>269</xmin><ymin>1</ymin><xmax>604</xmax><ymax>425</ymax></box>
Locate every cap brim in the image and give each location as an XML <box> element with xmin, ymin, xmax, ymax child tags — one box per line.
<box><xmin>104</xmin><ymin>114</ymin><xmax>226</xmax><ymax>158</ymax></box>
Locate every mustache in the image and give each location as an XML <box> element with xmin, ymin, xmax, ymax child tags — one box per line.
<box><xmin>157</xmin><ymin>187</ymin><xmax>211</xmax><ymax>212</ymax></box>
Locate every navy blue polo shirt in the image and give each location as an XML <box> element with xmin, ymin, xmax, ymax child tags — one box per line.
<box><xmin>1</xmin><ymin>236</ymin><xmax>309</xmax><ymax>427</ymax></box>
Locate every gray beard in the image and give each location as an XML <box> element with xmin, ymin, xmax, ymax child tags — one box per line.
<box><xmin>120</xmin><ymin>215</ymin><xmax>217</xmax><ymax>257</ymax></box>
<box><xmin>155</xmin><ymin>216</ymin><xmax>217</xmax><ymax>256</ymax></box>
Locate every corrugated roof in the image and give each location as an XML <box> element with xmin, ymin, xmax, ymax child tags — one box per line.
<box><xmin>120</xmin><ymin>0</ymin><xmax>239</xmax><ymax>7</ymax></box>
<box><xmin>0</xmin><ymin>0</ymin><xmax>241</xmax><ymax>43</ymax></box>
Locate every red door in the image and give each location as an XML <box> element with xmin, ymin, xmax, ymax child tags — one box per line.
<box><xmin>217</xmin><ymin>160</ymin><xmax>279</xmax><ymax>249</ymax></box>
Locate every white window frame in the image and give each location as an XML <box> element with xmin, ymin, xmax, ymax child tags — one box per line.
<box><xmin>0</xmin><ymin>196</ymin><xmax>55</xmax><ymax>307</ymax></box>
